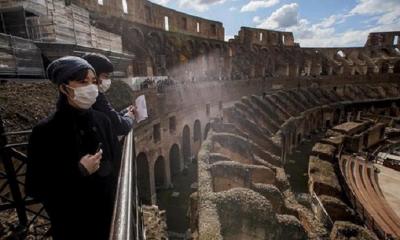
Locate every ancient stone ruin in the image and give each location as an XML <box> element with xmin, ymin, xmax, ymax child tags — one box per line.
<box><xmin>0</xmin><ymin>0</ymin><xmax>399</xmax><ymax>240</ymax></box>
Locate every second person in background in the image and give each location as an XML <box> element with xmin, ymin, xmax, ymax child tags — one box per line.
<box><xmin>83</xmin><ymin>53</ymin><xmax>136</xmax><ymax>137</ymax></box>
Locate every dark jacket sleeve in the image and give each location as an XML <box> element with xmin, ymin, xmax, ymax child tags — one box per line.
<box><xmin>25</xmin><ymin>124</ymin><xmax>83</xmax><ymax>200</ymax></box>
<box><xmin>92</xmin><ymin>111</ymin><xmax>123</xmax><ymax>184</ymax></box>
<box><xmin>93</xmin><ymin>93</ymin><xmax>134</xmax><ymax>136</ymax></box>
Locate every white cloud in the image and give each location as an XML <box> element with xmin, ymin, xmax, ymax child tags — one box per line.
<box><xmin>225</xmin><ymin>35</ymin><xmax>234</xmax><ymax>41</ymax></box>
<box><xmin>179</xmin><ymin>0</ymin><xmax>226</xmax><ymax>12</ymax></box>
<box><xmin>229</xmin><ymin>6</ymin><xmax>237</xmax><ymax>11</ymax></box>
<box><xmin>281</xmin><ymin>14</ymin><xmax>366</xmax><ymax>47</ymax></box>
<box><xmin>256</xmin><ymin>3</ymin><xmax>299</xmax><ymax>29</ymax></box>
<box><xmin>252</xmin><ymin>0</ymin><xmax>399</xmax><ymax>47</ymax></box>
<box><xmin>288</xmin><ymin>15</ymin><xmax>400</xmax><ymax>47</ymax></box>
<box><xmin>240</xmin><ymin>0</ymin><xmax>279</xmax><ymax>12</ymax></box>
<box><xmin>313</xmin><ymin>14</ymin><xmax>347</xmax><ymax>29</ymax></box>
<box><xmin>253</xmin><ymin>16</ymin><xmax>262</xmax><ymax>24</ymax></box>
<box><xmin>350</xmin><ymin>0</ymin><xmax>400</xmax><ymax>25</ymax></box>
<box><xmin>350</xmin><ymin>0</ymin><xmax>399</xmax><ymax>15</ymax></box>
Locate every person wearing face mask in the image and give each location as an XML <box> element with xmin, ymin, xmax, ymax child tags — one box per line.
<box><xmin>25</xmin><ymin>56</ymin><xmax>120</xmax><ymax>240</ymax></box>
<box><xmin>83</xmin><ymin>53</ymin><xmax>135</xmax><ymax>137</ymax></box>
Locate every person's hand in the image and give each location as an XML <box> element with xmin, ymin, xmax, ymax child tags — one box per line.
<box><xmin>79</xmin><ymin>150</ymin><xmax>102</xmax><ymax>175</ymax></box>
<box><xmin>125</xmin><ymin>105</ymin><xmax>136</xmax><ymax>120</ymax></box>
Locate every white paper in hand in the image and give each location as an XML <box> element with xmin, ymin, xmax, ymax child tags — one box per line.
<box><xmin>135</xmin><ymin>95</ymin><xmax>148</xmax><ymax>123</ymax></box>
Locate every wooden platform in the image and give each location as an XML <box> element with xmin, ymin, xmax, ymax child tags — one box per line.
<box><xmin>0</xmin><ymin>33</ymin><xmax>44</xmax><ymax>76</ymax></box>
<box><xmin>375</xmin><ymin>164</ymin><xmax>400</xmax><ymax>219</ymax></box>
<box><xmin>339</xmin><ymin>155</ymin><xmax>400</xmax><ymax>239</ymax></box>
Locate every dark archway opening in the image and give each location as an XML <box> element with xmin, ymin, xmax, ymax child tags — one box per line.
<box><xmin>154</xmin><ymin>156</ymin><xmax>166</xmax><ymax>189</ymax></box>
<box><xmin>137</xmin><ymin>152</ymin><xmax>151</xmax><ymax>205</ymax></box>
<box><xmin>157</xmin><ymin>142</ymin><xmax>197</xmax><ymax>235</ymax></box>
<box><xmin>169</xmin><ymin>144</ymin><xmax>181</xmax><ymax>182</ymax></box>
<box><xmin>381</xmin><ymin>63</ymin><xmax>390</xmax><ymax>73</ymax></box>
<box><xmin>334</xmin><ymin>108</ymin><xmax>342</xmax><ymax>125</ymax></box>
<box><xmin>394</xmin><ymin>61</ymin><xmax>400</xmax><ymax>73</ymax></box>
<box><xmin>182</xmin><ymin>125</ymin><xmax>191</xmax><ymax>164</ymax></box>
<box><xmin>204</xmin><ymin>123</ymin><xmax>211</xmax><ymax>140</ymax></box>
<box><xmin>193</xmin><ymin>120</ymin><xmax>201</xmax><ymax>143</ymax></box>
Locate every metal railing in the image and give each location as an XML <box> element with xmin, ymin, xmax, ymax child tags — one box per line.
<box><xmin>109</xmin><ymin>130</ymin><xmax>145</xmax><ymax>240</ymax></box>
<box><xmin>0</xmin><ymin>129</ymin><xmax>51</xmax><ymax>237</ymax></box>
<box><xmin>0</xmin><ymin>125</ymin><xmax>144</xmax><ymax>239</ymax></box>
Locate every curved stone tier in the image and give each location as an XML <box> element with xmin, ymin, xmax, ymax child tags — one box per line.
<box><xmin>339</xmin><ymin>155</ymin><xmax>400</xmax><ymax>239</ymax></box>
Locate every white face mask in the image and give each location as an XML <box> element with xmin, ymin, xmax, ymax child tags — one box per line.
<box><xmin>99</xmin><ymin>79</ymin><xmax>112</xmax><ymax>93</ymax></box>
<box><xmin>68</xmin><ymin>84</ymin><xmax>99</xmax><ymax>109</ymax></box>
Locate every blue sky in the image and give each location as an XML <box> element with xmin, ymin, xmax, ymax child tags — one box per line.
<box><xmin>149</xmin><ymin>0</ymin><xmax>400</xmax><ymax>47</ymax></box>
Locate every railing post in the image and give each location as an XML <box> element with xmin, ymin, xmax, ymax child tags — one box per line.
<box><xmin>1</xmin><ymin>147</ymin><xmax>28</xmax><ymax>226</ymax></box>
<box><xmin>0</xmin><ymin>117</ymin><xmax>27</xmax><ymax>227</ymax></box>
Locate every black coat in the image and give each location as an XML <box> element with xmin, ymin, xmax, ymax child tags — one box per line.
<box><xmin>26</xmin><ymin>96</ymin><xmax>121</xmax><ymax>240</ymax></box>
<box><xmin>92</xmin><ymin>92</ymin><xmax>134</xmax><ymax>136</ymax></box>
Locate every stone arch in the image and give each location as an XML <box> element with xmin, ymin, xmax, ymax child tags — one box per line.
<box><xmin>182</xmin><ymin>40</ymin><xmax>194</xmax><ymax>58</ymax></box>
<box><xmin>370</xmin><ymin>49</ymin><xmax>379</xmax><ymax>58</ymax></box>
<box><xmin>208</xmin><ymin>43</ymin><xmax>216</xmax><ymax>51</ymax></box>
<box><xmin>321</xmin><ymin>58</ymin><xmax>330</xmax><ymax>75</ymax></box>
<box><xmin>311</xmin><ymin>112</ymin><xmax>319</xmax><ymax>130</ymax></box>
<box><xmin>137</xmin><ymin>152</ymin><xmax>151</xmax><ymax>205</ymax></box>
<box><xmin>128</xmin><ymin>27</ymin><xmax>145</xmax><ymax>43</ymax></box>
<box><xmin>304</xmin><ymin>117</ymin><xmax>310</xmax><ymax>136</ymax></box>
<box><xmin>182</xmin><ymin>125</ymin><xmax>191</xmax><ymax>164</ymax></box>
<box><xmin>261</xmin><ymin>47</ymin><xmax>269</xmax><ymax>54</ymax></box>
<box><xmin>381</xmin><ymin>48</ymin><xmax>391</xmax><ymax>56</ymax></box>
<box><xmin>154</xmin><ymin>155</ymin><xmax>167</xmax><ymax>189</ymax></box>
<box><xmin>222</xmin><ymin>44</ymin><xmax>228</xmax><ymax>53</ymax></box>
<box><xmin>236</xmin><ymin>46</ymin><xmax>245</xmax><ymax>55</ymax></box>
<box><xmin>393</xmin><ymin>60</ymin><xmax>400</xmax><ymax>73</ymax></box>
<box><xmin>193</xmin><ymin>119</ymin><xmax>202</xmax><ymax>143</ymax></box>
<box><xmin>124</xmin><ymin>27</ymin><xmax>147</xmax><ymax>60</ymax></box>
<box><xmin>147</xmin><ymin>32</ymin><xmax>167</xmax><ymax>75</ymax></box>
<box><xmin>381</xmin><ymin>61</ymin><xmax>391</xmax><ymax>73</ymax></box>
<box><xmin>334</xmin><ymin>108</ymin><xmax>342</xmax><ymax>124</ymax></box>
<box><xmin>199</xmin><ymin>41</ymin><xmax>210</xmax><ymax>54</ymax></box>
<box><xmin>275</xmin><ymin>61</ymin><xmax>288</xmax><ymax>76</ymax></box>
<box><xmin>297</xmin><ymin>132</ymin><xmax>302</xmax><ymax>144</ymax></box>
<box><xmin>251</xmin><ymin>44</ymin><xmax>260</xmax><ymax>53</ymax></box>
<box><xmin>264</xmin><ymin>56</ymin><xmax>275</xmax><ymax>77</ymax></box>
<box><xmin>187</xmin><ymin>40</ymin><xmax>195</xmax><ymax>51</ymax></box>
<box><xmin>169</xmin><ymin>144</ymin><xmax>181</xmax><ymax>181</ymax></box>
<box><xmin>147</xmin><ymin>31</ymin><xmax>164</xmax><ymax>52</ymax></box>
<box><xmin>204</xmin><ymin>122</ymin><xmax>211</xmax><ymax>140</ymax></box>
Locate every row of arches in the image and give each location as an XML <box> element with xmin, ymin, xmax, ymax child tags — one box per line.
<box><xmin>137</xmin><ymin>143</ymin><xmax>182</xmax><ymax>204</ymax></box>
<box><xmin>136</xmin><ymin>120</ymin><xmax>211</xmax><ymax>204</ymax></box>
<box><xmin>123</xmin><ymin>25</ymin><xmax>232</xmax><ymax>81</ymax></box>
<box><xmin>230</xmin><ymin>43</ymin><xmax>400</xmax><ymax>79</ymax></box>
<box><xmin>123</xmin><ymin>25</ymin><xmax>400</xmax><ymax>81</ymax></box>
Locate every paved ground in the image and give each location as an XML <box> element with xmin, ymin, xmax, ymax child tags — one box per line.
<box><xmin>376</xmin><ymin>164</ymin><xmax>400</xmax><ymax>218</ymax></box>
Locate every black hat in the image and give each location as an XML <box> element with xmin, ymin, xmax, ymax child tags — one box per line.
<box><xmin>82</xmin><ymin>53</ymin><xmax>114</xmax><ymax>75</ymax></box>
<box><xmin>47</xmin><ymin>56</ymin><xmax>95</xmax><ymax>85</ymax></box>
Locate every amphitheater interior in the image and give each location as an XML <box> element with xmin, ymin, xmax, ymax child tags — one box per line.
<box><xmin>0</xmin><ymin>0</ymin><xmax>400</xmax><ymax>240</ymax></box>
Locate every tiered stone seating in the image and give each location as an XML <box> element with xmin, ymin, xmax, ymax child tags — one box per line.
<box><xmin>197</xmin><ymin>84</ymin><xmax>400</xmax><ymax>239</ymax></box>
<box><xmin>339</xmin><ymin>156</ymin><xmax>400</xmax><ymax>238</ymax></box>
